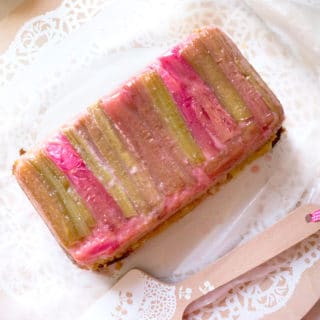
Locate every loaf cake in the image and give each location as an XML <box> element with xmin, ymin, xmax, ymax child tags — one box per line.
<box><xmin>13</xmin><ymin>27</ymin><xmax>284</xmax><ymax>269</ymax></box>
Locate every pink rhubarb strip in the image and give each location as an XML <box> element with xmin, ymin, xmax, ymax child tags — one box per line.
<box><xmin>44</xmin><ymin>134</ymin><xmax>125</xmax><ymax>229</ymax></box>
<box><xmin>157</xmin><ymin>48</ymin><xmax>240</xmax><ymax>158</ymax></box>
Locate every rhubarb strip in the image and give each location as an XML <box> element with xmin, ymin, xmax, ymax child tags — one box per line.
<box><xmin>199</xmin><ymin>28</ymin><xmax>274</xmax><ymax>129</ymax></box>
<box><xmin>139</xmin><ymin>70</ymin><xmax>205</xmax><ymax>165</ymax></box>
<box><xmin>31</xmin><ymin>152</ymin><xmax>96</xmax><ymax>238</ymax></box>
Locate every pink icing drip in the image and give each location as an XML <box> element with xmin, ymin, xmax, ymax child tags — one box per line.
<box><xmin>45</xmin><ymin>134</ymin><xmax>126</xmax><ymax>230</ymax></box>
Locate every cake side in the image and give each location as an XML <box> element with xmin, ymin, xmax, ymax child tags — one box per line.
<box><xmin>13</xmin><ymin>27</ymin><xmax>284</xmax><ymax>269</ymax></box>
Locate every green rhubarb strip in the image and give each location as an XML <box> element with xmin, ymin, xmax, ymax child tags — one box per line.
<box><xmin>31</xmin><ymin>152</ymin><xmax>95</xmax><ymax>239</ymax></box>
<box><xmin>63</xmin><ymin>125</ymin><xmax>137</xmax><ymax>218</ymax></box>
<box><xmin>140</xmin><ymin>71</ymin><xmax>205</xmax><ymax>165</ymax></box>
<box><xmin>181</xmin><ymin>38</ymin><xmax>251</xmax><ymax>122</ymax></box>
<box><xmin>22</xmin><ymin>160</ymin><xmax>80</xmax><ymax>247</ymax></box>
<box><xmin>87</xmin><ymin>105</ymin><xmax>160</xmax><ymax>213</ymax></box>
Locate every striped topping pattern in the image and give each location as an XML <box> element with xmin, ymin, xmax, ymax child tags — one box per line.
<box><xmin>13</xmin><ymin>28</ymin><xmax>284</xmax><ymax>266</ymax></box>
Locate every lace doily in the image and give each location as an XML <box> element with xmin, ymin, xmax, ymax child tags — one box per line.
<box><xmin>1</xmin><ymin>1</ymin><xmax>320</xmax><ymax>319</ymax></box>
<box><xmin>139</xmin><ymin>276</ymin><xmax>177</xmax><ymax>320</ymax></box>
<box><xmin>187</xmin><ymin>232</ymin><xmax>320</xmax><ymax>319</ymax></box>
<box><xmin>0</xmin><ymin>0</ymin><xmax>114</xmax><ymax>87</ymax></box>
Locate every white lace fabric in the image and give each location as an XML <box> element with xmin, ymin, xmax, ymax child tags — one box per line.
<box><xmin>0</xmin><ymin>1</ymin><xmax>319</xmax><ymax>319</ymax></box>
<box><xmin>0</xmin><ymin>0</ymin><xmax>114</xmax><ymax>87</ymax></box>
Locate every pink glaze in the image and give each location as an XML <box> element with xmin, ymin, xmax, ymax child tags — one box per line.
<box><xmin>44</xmin><ymin>134</ymin><xmax>126</xmax><ymax>229</ymax></box>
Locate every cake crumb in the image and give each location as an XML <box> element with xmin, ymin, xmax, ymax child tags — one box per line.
<box><xmin>250</xmin><ymin>164</ymin><xmax>260</xmax><ymax>173</ymax></box>
<box><xmin>265</xmin><ymin>154</ymin><xmax>272</xmax><ymax>161</ymax></box>
<box><xmin>115</xmin><ymin>261</ymin><xmax>123</xmax><ymax>271</ymax></box>
<box><xmin>19</xmin><ymin>148</ymin><xmax>26</xmax><ymax>156</ymax></box>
